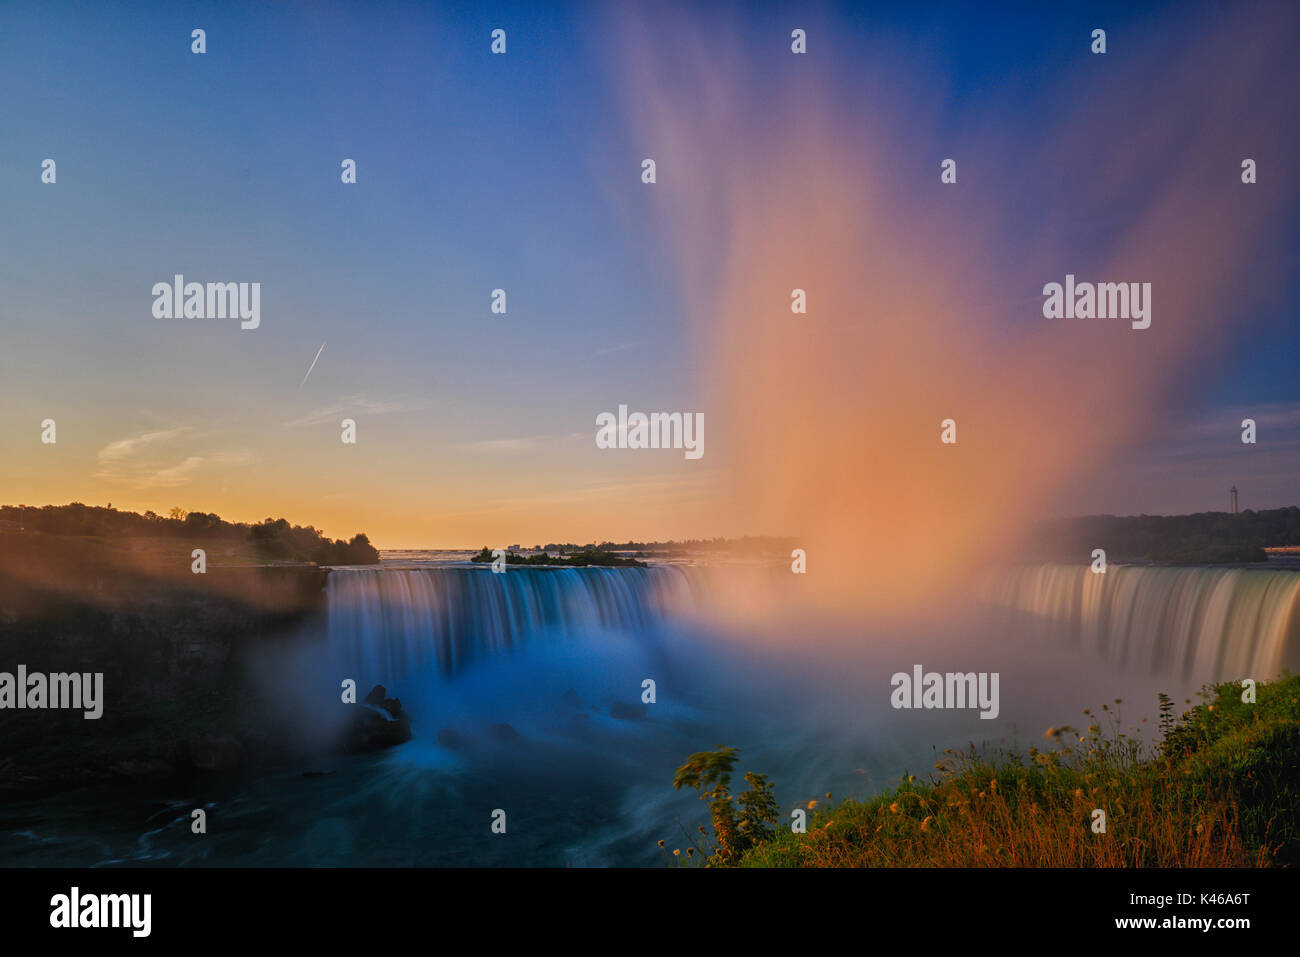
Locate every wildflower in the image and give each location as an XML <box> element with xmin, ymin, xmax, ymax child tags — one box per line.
<box><xmin>889</xmin><ymin>802</ymin><xmax>900</xmax><ymax>814</ymax></box>
<box><xmin>657</xmin><ymin>840</ymin><xmax>665</xmax><ymax>847</ymax></box>
<box><xmin>807</xmin><ymin>800</ymin><xmax>817</xmax><ymax>809</ymax></box>
<box><xmin>672</xmin><ymin>848</ymin><xmax>680</xmax><ymax>856</ymax></box>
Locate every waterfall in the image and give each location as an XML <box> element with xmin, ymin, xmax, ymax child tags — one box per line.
<box><xmin>980</xmin><ymin>564</ymin><xmax>1300</xmax><ymax>680</ymax></box>
<box><xmin>323</xmin><ymin>565</ymin><xmax>702</xmax><ymax>684</ymax></box>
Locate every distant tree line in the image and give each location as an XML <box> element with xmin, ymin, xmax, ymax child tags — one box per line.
<box><xmin>1029</xmin><ymin>506</ymin><xmax>1300</xmax><ymax>563</ymax></box>
<box><xmin>0</xmin><ymin>503</ymin><xmax>379</xmax><ymax>565</ymax></box>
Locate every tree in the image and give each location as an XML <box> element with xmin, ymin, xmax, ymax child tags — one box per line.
<box><xmin>346</xmin><ymin>533</ymin><xmax>380</xmax><ymax>563</ymax></box>
<box><xmin>168</xmin><ymin>507</ymin><xmax>187</xmax><ymax>521</ymax></box>
<box><xmin>736</xmin><ymin>771</ymin><xmax>779</xmax><ymax>846</ymax></box>
<box><xmin>673</xmin><ymin>746</ymin><xmax>778</xmax><ymax>865</ymax></box>
<box><xmin>185</xmin><ymin>511</ymin><xmax>212</xmax><ymax>531</ymax></box>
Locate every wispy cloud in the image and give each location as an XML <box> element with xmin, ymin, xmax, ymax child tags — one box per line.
<box><xmin>96</xmin><ymin>427</ymin><xmax>193</xmax><ymax>466</ymax></box>
<box><xmin>281</xmin><ymin>394</ymin><xmax>432</xmax><ymax>429</ymax></box>
<box><xmin>94</xmin><ymin>428</ymin><xmax>255</xmax><ymax>489</ymax></box>
<box><xmin>134</xmin><ymin>456</ymin><xmax>205</xmax><ymax>489</ymax></box>
<box><xmin>468</xmin><ymin>432</ymin><xmax>586</xmax><ymax>453</ymax></box>
<box><xmin>1066</xmin><ymin>400</ymin><xmax>1300</xmax><ymax>515</ymax></box>
<box><xmin>595</xmin><ymin>341</ymin><xmax>641</xmax><ymax>356</ymax></box>
<box><xmin>1133</xmin><ymin>402</ymin><xmax>1300</xmax><ymax>448</ymax></box>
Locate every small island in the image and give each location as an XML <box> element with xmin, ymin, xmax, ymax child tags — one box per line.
<box><xmin>469</xmin><ymin>546</ymin><xmax>646</xmax><ymax>568</ymax></box>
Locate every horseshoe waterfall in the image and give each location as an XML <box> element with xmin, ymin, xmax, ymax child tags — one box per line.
<box><xmin>981</xmin><ymin>564</ymin><xmax>1300</xmax><ymax>679</ymax></box>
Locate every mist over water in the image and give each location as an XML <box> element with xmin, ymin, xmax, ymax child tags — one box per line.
<box><xmin>296</xmin><ymin>562</ymin><xmax>1287</xmax><ymax>864</ymax></box>
<box><xmin>603</xmin><ymin>5</ymin><xmax>1299</xmax><ymax>627</ymax></box>
<box><xmin>4</xmin><ymin>560</ymin><xmax>1293</xmax><ymax>866</ymax></box>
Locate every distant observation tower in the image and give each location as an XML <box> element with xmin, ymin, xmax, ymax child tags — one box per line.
<box><xmin>1230</xmin><ymin>485</ymin><xmax>1239</xmax><ymax>515</ymax></box>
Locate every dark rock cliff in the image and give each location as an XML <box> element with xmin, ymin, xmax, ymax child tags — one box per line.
<box><xmin>0</xmin><ymin>535</ymin><xmax>336</xmax><ymax>795</ymax></box>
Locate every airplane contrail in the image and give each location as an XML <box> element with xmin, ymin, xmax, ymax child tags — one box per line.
<box><xmin>300</xmin><ymin>342</ymin><xmax>326</xmax><ymax>388</ymax></box>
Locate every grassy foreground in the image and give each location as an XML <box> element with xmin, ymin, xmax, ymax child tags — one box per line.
<box><xmin>704</xmin><ymin>675</ymin><xmax>1299</xmax><ymax>867</ymax></box>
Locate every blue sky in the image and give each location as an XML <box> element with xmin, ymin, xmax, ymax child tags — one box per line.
<box><xmin>1</xmin><ymin>0</ymin><xmax>1295</xmax><ymax>545</ymax></box>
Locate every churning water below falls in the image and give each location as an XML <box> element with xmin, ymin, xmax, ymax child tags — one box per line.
<box><xmin>6</xmin><ymin>561</ymin><xmax>1298</xmax><ymax>867</ymax></box>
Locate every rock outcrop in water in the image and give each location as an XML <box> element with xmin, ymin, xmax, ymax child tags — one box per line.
<box><xmin>609</xmin><ymin>700</ymin><xmax>647</xmax><ymax>721</ymax></box>
<box><xmin>341</xmin><ymin>685</ymin><xmax>413</xmax><ymax>753</ymax></box>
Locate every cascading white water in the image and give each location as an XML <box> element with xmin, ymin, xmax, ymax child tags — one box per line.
<box><xmin>980</xmin><ymin>564</ymin><xmax>1300</xmax><ymax>680</ymax></box>
<box><xmin>324</xmin><ymin>565</ymin><xmax>703</xmax><ymax>684</ymax></box>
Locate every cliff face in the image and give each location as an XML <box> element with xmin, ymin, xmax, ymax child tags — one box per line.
<box><xmin>0</xmin><ymin>534</ymin><xmax>330</xmax><ymax>794</ymax></box>
<box><xmin>2</xmin><ymin>566</ymin><xmax>327</xmax><ymax>697</ymax></box>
